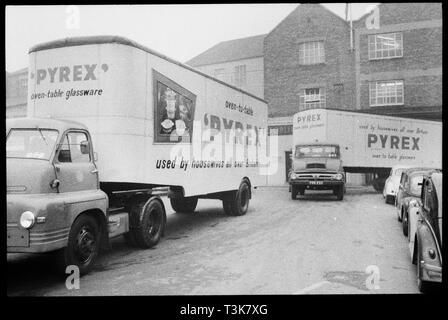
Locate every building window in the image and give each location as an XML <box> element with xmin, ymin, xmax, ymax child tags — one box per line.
<box><xmin>299</xmin><ymin>41</ymin><xmax>325</xmax><ymax>65</ymax></box>
<box><xmin>299</xmin><ymin>88</ymin><xmax>326</xmax><ymax>110</ymax></box>
<box><xmin>369</xmin><ymin>80</ymin><xmax>404</xmax><ymax>106</ymax></box>
<box><xmin>368</xmin><ymin>32</ymin><xmax>403</xmax><ymax>60</ymax></box>
<box><xmin>214</xmin><ymin>68</ymin><xmax>226</xmax><ymax>81</ymax></box>
<box><xmin>233</xmin><ymin>65</ymin><xmax>246</xmax><ymax>87</ymax></box>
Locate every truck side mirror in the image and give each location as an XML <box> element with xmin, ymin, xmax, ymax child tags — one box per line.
<box><xmin>80</xmin><ymin>140</ymin><xmax>90</xmax><ymax>154</ymax></box>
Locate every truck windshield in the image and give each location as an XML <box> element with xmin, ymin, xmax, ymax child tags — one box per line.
<box><xmin>7</xmin><ymin>129</ymin><xmax>59</xmax><ymax>160</ymax></box>
<box><xmin>295</xmin><ymin>145</ymin><xmax>339</xmax><ymax>159</ymax></box>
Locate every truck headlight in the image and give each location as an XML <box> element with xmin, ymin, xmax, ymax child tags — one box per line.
<box><xmin>335</xmin><ymin>173</ymin><xmax>343</xmax><ymax>180</ymax></box>
<box><xmin>20</xmin><ymin>211</ymin><xmax>36</xmax><ymax>229</ymax></box>
<box><xmin>290</xmin><ymin>173</ymin><xmax>297</xmax><ymax>180</ymax></box>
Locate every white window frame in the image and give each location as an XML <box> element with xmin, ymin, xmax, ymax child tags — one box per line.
<box><xmin>233</xmin><ymin>65</ymin><xmax>246</xmax><ymax>87</ymax></box>
<box><xmin>368</xmin><ymin>32</ymin><xmax>403</xmax><ymax>60</ymax></box>
<box><xmin>369</xmin><ymin>80</ymin><xmax>404</xmax><ymax>107</ymax></box>
<box><xmin>299</xmin><ymin>88</ymin><xmax>326</xmax><ymax>110</ymax></box>
<box><xmin>299</xmin><ymin>41</ymin><xmax>325</xmax><ymax>65</ymax></box>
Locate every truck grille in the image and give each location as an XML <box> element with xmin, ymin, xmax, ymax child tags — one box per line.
<box><xmin>295</xmin><ymin>173</ymin><xmax>336</xmax><ymax>180</ymax></box>
<box><xmin>306</xmin><ymin>163</ymin><xmax>326</xmax><ymax>169</ymax></box>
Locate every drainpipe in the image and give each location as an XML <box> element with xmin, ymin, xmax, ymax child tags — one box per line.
<box><xmin>349</xmin><ymin>4</ymin><xmax>354</xmax><ymax>52</ymax></box>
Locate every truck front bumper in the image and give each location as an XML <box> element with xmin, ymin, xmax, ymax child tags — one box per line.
<box><xmin>289</xmin><ymin>180</ymin><xmax>344</xmax><ymax>190</ymax></box>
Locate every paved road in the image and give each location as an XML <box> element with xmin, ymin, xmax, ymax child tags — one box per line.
<box><xmin>7</xmin><ymin>186</ymin><xmax>419</xmax><ymax>295</ymax></box>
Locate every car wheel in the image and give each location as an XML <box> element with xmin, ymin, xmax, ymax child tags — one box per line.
<box><xmin>417</xmin><ymin>246</ymin><xmax>432</xmax><ymax>293</ymax></box>
<box><xmin>402</xmin><ymin>210</ymin><xmax>409</xmax><ymax>237</ymax></box>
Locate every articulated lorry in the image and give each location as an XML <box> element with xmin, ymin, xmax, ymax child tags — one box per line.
<box><xmin>7</xmin><ymin>36</ymin><xmax>268</xmax><ymax>274</ymax></box>
<box><xmin>289</xmin><ymin>108</ymin><xmax>441</xmax><ymax>200</ymax></box>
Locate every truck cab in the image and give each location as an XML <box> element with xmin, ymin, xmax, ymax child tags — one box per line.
<box><xmin>7</xmin><ymin>117</ymin><xmax>108</xmax><ymax>274</ymax></box>
<box><xmin>289</xmin><ymin>143</ymin><xmax>345</xmax><ymax>200</ymax></box>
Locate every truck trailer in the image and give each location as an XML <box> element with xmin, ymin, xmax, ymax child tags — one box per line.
<box><xmin>7</xmin><ymin>36</ymin><xmax>268</xmax><ymax>274</ymax></box>
<box><xmin>289</xmin><ymin>108</ymin><xmax>442</xmax><ymax>200</ymax></box>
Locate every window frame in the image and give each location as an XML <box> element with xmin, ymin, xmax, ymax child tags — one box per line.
<box><xmin>55</xmin><ymin>130</ymin><xmax>92</xmax><ymax>164</ymax></box>
<box><xmin>299</xmin><ymin>87</ymin><xmax>326</xmax><ymax>111</ymax></box>
<box><xmin>299</xmin><ymin>41</ymin><xmax>325</xmax><ymax>65</ymax></box>
<box><xmin>368</xmin><ymin>32</ymin><xmax>403</xmax><ymax>60</ymax></box>
<box><xmin>233</xmin><ymin>64</ymin><xmax>247</xmax><ymax>87</ymax></box>
<box><xmin>369</xmin><ymin>80</ymin><xmax>404</xmax><ymax>107</ymax></box>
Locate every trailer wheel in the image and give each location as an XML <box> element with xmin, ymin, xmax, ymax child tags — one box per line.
<box><xmin>336</xmin><ymin>186</ymin><xmax>344</xmax><ymax>201</ymax></box>
<box><xmin>291</xmin><ymin>185</ymin><xmax>298</xmax><ymax>200</ymax></box>
<box><xmin>55</xmin><ymin>214</ymin><xmax>101</xmax><ymax>276</ymax></box>
<box><xmin>223</xmin><ymin>181</ymin><xmax>250</xmax><ymax>216</ymax></box>
<box><xmin>132</xmin><ymin>199</ymin><xmax>166</xmax><ymax>248</ymax></box>
<box><xmin>170</xmin><ymin>197</ymin><xmax>198</xmax><ymax>213</ymax></box>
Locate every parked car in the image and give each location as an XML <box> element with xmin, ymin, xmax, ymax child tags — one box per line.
<box><xmin>396</xmin><ymin>168</ymin><xmax>440</xmax><ymax>230</ymax></box>
<box><xmin>383</xmin><ymin>165</ymin><xmax>414</xmax><ymax>204</ymax></box>
<box><xmin>410</xmin><ymin>172</ymin><xmax>442</xmax><ymax>293</ymax></box>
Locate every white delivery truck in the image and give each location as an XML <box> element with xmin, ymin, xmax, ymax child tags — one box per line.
<box><xmin>7</xmin><ymin>36</ymin><xmax>268</xmax><ymax>274</ymax></box>
<box><xmin>289</xmin><ymin>108</ymin><xmax>441</xmax><ymax>200</ymax></box>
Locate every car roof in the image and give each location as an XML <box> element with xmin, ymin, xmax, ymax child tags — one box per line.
<box><xmin>405</xmin><ymin>168</ymin><xmax>440</xmax><ymax>176</ymax></box>
<box><xmin>391</xmin><ymin>164</ymin><xmax>415</xmax><ymax>170</ymax></box>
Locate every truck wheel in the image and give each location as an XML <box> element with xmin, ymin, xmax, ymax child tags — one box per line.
<box><xmin>336</xmin><ymin>186</ymin><xmax>344</xmax><ymax>200</ymax></box>
<box><xmin>291</xmin><ymin>185</ymin><xmax>298</xmax><ymax>200</ymax></box>
<box><xmin>132</xmin><ymin>199</ymin><xmax>166</xmax><ymax>248</ymax></box>
<box><xmin>223</xmin><ymin>181</ymin><xmax>250</xmax><ymax>216</ymax></box>
<box><xmin>56</xmin><ymin>214</ymin><xmax>101</xmax><ymax>276</ymax></box>
<box><xmin>299</xmin><ymin>189</ymin><xmax>305</xmax><ymax>196</ymax></box>
<box><xmin>402</xmin><ymin>210</ymin><xmax>409</xmax><ymax>237</ymax></box>
<box><xmin>170</xmin><ymin>197</ymin><xmax>198</xmax><ymax>213</ymax></box>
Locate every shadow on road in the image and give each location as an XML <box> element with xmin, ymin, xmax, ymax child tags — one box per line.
<box><xmin>7</xmin><ymin>205</ymin><xmax>230</xmax><ymax>296</ymax></box>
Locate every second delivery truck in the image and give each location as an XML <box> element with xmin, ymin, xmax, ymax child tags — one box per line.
<box><xmin>7</xmin><ymin>36</ymin><xmax>268</xmax><ymax>274</ymax></box>
<box><xmin>289</xmin><ymin>108</ymin><xmax>442</xmax><ymax>200</ymax></box>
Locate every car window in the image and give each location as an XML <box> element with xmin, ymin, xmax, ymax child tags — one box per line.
<box><xmin>423</xmin><ymin>180</ymin><xmax>432</xmax><ymax>211</ymax></box>
<box><xmin>410</xmin><ymin>175</ymin><xmax>423</xmax><ymax>195</ymax></box>
<box><xmin>400</xmin><ymin>172</ymin><xmax>406</xmax><ymax>185</ymax></box>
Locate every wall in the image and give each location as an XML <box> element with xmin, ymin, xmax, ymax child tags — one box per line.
<box><xmin>193</xmin><ymin>56</ymin><xmax>264</xmax><ymax>99</ymax></box>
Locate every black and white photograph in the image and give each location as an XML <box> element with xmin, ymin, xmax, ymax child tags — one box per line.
<box><xmin>6</xmin><ymin>3</ymin><xmax>443</xmax><ymax>300</ymax></box>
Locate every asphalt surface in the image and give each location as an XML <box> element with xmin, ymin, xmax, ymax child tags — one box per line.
<box><xmin>7</xmin><ymin>186</ymin><xmax>419</xmax><ymax>295</ymax></box>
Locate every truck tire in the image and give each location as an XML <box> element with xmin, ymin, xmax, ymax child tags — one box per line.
<box><xmin>132</xmin><ymin>199</ymin><xmax>166</xmax><ymax>249</ymax></box>
<box><xmin>291</xmin><ymin>185</ymin><xmax>298</xmax><ymax>200</ymax></box>
<box><xmin>170</xmin><ymin>196</ymin><xmax>198</xmax><ymax>213</ymax></box>
<box><xmin>336</xmin><ymin>186</ymin><xmax>344</xmax><ymax>201</ymax></box>
<box><xmin>55</xmin><ymin>214</ymin><xmax>101</xmax><ymax>276</ymax></box>
<box><xmin>223</xmin><ymin>181</ymin><xmax>250</xmax><ymax>216</ymax></box>
<box><xmin>299</xmin><ymin>189</ymin><xmax>305</xmax><ymax>196</ymax></box>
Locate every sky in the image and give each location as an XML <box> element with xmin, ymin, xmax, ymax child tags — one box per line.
<box><xmin>5</xmin><ymin>3</ymin><xmax>378</xmax><ymax>72</ymax></box>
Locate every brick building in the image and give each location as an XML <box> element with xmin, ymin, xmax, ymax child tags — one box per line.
<box><xmin>6</xmin><ymin>67</ymin><xmax>28</xmax><ymax>118</ymax></box>
<box><xmin>353</xmin><ymin>3</ymin><xmax>442</xmax><ymax>120</ymax></box>
<box><xmin>264</xmin><ymin>4</ymin><xmax>356</xmax><ymax>118</ymax></box>
<box><xmin>187</xmin><ymin>3</ymin><xmax>442</xmax><ymax>185</ymax></box>
<box><xmin>186</xmin><ymin>34</ymin><xmax>265</xmax><ymax>98</ymax></box>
